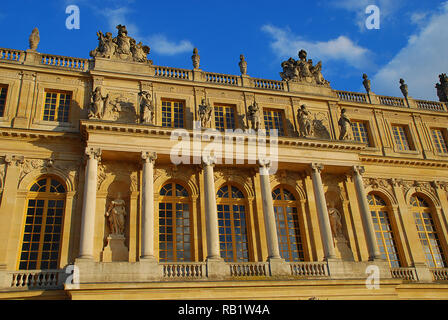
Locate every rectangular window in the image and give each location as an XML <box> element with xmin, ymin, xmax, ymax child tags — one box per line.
<box><xmin>431</xmin><ymin>128</ymin><xmax>448</xmax><ymax>154</ymax></box>
<box><xmin>351</xmin><ymin>121</ymin><xmax>370</xmax><ymax>145</ymax></box>
<box><xmin>43</xmin><ymin>91</ymin><xmax>71</xmax><ymax>122</ymax></box>
<box><xmin>214</xmin><ymin>104</ymin><xmax>236</xmax><ymax>132</ymax></box>
<box><xmin>392</xmin><ymin>125</ymin><xmax>412</xmax><ymax>151</ymax></box>
<box><xmin>162</xmin><ymin>99</ymin><xmax>184</xmax><ymax>128</ymax></box>
<box><xmin>0</xmin><ymin>85</ymin><xmax>8</xmax><ymax>117</ymax></box>
<box><xmin>263</xmin><ymin>109</ymin><xmax>285</xmax><ymax>136</ymax></box>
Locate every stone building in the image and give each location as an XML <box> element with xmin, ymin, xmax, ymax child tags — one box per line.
<box><xmin>1</xmin><ymin>26</ymin><xmax>448</xmax><ymax>300</ymax></box>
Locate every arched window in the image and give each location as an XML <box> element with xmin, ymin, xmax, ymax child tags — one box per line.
<box><xmin>158</xmin><ymin>182</ymin><xmax>192</xmax><ymax>262</ymax></box>
<box><xmin>368</xmin><ymin>194</ymin><xmax>401</xmax><ymax>267</ymax></box>
<box><xmin>19</xmin><ymin>177</ymin><xmax>66</xmax><ymax>270</ymax></box>
<box><xmin>411</xmin><ymin>195</ymin><xmax>447</xmax><ymax>268</ymax></box>
<box><xmin>217</xmin><ymin>184</ymin><xmax>249</xmax><ymax>262</ymax></box>
<box><xmin>272</xmin><ymin>186</ymin><xmax>304</xmax><ymax>262</ymax></box>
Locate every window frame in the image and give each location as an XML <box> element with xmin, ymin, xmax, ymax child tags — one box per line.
<box><xmin>42</xmin><ymin>89</ymin><xmax>72</xmax><ymax>123</ymax></box>
<box><xmin>263</xmin><ymin>108</ymin><xmax>286</xmax><ymax>137</ymax></box>
<box><xmin>214</xmin><ymin>104</ymin><xmax>237</xmax><ymax>132</ymax></box>
<box><xmin>351</xmin><ymin>120</ymin><xmax>371</xmax><ymax>146</ymax></box>
<box><xmin>0</xmin><ymin>84</ymin><xmax>8</xmax><ymax>118</ymax></box>
<box><xmin>431</xmin><ymin>128</ymin><xmax>448</xmax><ymax>155</ymax></box>
<box><xmin>391</xmin><ymin>124</ymin><xmax>414</xmax><ymax>151</ymax></box>
<box><xmin>161</xmin><ymin>99</ymin><xmax>186</xmax><ymax>129</ymax></box>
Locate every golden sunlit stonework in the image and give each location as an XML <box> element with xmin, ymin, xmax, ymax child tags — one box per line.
<box><xmin>1</xmin><ymin>26</ymin><xmax>448</xmax><ymax>300</ymax></box>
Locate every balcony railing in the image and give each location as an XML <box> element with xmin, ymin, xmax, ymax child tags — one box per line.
<box><xmin>8</xmin><ymin>270</ymin><xmax>66</xmax><ymax>290</ymax></box>
<box><xmin>229</xmin><ymin>262</ymin><xmax>268</xmax><ymax>277</ymax></box>
<box><xmin>161</xmin><ymin>262</ymin><xmax>206</xmax><ymax>279</ymax></box>
<box><xmin>253</xmin><ymin>78</ymin><xmax>285</xmax><ymax>91</ymax></box>
<box><xmin>41</xmin><ymin>54</ymin><xmax>89</xmax><ymax>72</ymax></box>
<box><xmin>390</xmin><ymin>267</ymin><xmax>418</xmax><ymax>281</ymax></box>
<box><xmin>378</xmin><ymin>95</ymin><xmax>406</xmax><ymax>107</ymax></box>
<box><xmin>430</xmin><ymin>268</ymin><xmax>448</xmax><ymax>281</ymax></box>
<box><xmin>337</xmin><ymin>91</ymin><xmax>368</xmax><ymax>103</ymax></box>
<box><xmin>289</xmin><ymin>262</ymin><xmax>329</xmax><ymax>277</ymax></box>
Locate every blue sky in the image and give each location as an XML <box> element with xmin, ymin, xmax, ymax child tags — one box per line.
<box><xmin>2</xmin><ymin>0</ymin><xmax>448</xmax><ymax>101</ymax></box>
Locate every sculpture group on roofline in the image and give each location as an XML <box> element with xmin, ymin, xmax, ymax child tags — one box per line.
<box><xmin>90</xmin><ymin>25</ymin><xmax>151</xmax><ymax>63</ymax></box>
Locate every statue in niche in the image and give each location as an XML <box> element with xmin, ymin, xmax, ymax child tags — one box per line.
<box><xmin>362</xmin><ymin>74</ymin><xmax>371</xmax><ymax>93</ymax></box>
<box><xmin>198</xmin><ymin>98</ymin><xmax>212</xmax><ymax>127</ymax></box>
<box><xmin>338</xmin><ymin>108</ymin><xmax>352</xmax><ymax>140</ymax></box>
<box><xmin>139</xmin><ymin>91</ymin><xmax>154</xmax><ymax>124</ymax></box>
<box><xmin>192</xmin><ymin>48</ymin><xmax>200</xmax><ymax>69</ymax></box>
<box><xmin>297</xmin><ymin>104</ymin><xmax>313</xmax><ymax>137</ymax></box>
<box><xmin>106</xmin><ymin>192</ymin><xmax>127</xmax><ymax>236</ymax></box>
<box><xmin>239</xmin><ymin>54</ymin><xmax>247</xmax><ymax>75</ymax></box>
<box><xmin>89</xmin><ymin>86</ymin><xmax>110</xmax><ymax>119</ymax></box>
<box><xmin>280</xmin><ymin>49</ymin><xmax>330</xmax><ymax>87</ymax></box>
<box><xmin>247</xmin><ymin>101</ymin><xmax>261</xmax><ymax>130</ymax></box>
<box><xmin>436</xmin><ymin>73</ymin><xmax>448</xmax><ymax>103</ymax></box>
<box><xmin>328</xmin><ymin>205</ymin><xmax>344</xmax><ymax>239</ymax></box>
<box><xmin>29</xmin><ymin>28</ymin><xmax>40</xmax><ymax>51</ymax></box>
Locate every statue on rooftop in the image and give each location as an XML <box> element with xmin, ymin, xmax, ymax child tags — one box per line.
<box><xmin>280</xmin><ymin>49</ymin><xmax>330</xmax><ymax>87</ymax></box>
<box><xmin>90</xmin><ymin>25</ymin><xmax>151</xmax><ymax>63</ymax></box>
<box><xmin>192</xmin><ymin>48</ymin><xmax>200</xmax><ymax>69</ymax></box>
<box><xmin>29</xmin><ymin>28</ymin><xmax>40</xmax><ymax>51</ymax></box>
<box><xmin>362</xmin><ymin>74</ymin><xmax>371</xmax><ymax>93</ymax></box>
<box><xmin>399</xmin><ymin>79</ymin><xmax>408</xmax><ymax>98</ymax></box>
<box><xmin>239</xmin><ymin>54</ymin><xmax>247</xmax><ymax>75</ymax></box>
<box><xmin>436</xmin><ymin>73</ymin><xmax>448</xmax><ymax>103</ymax></box>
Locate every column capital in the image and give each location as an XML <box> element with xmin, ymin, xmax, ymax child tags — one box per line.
<box><xmin>310</xmin><ymin>163</ymin><xmax>324</xmax><ymax>174</ymax></box>
<box><xmin>201</xmin><ymin>154</ymin><xmax>217</xmax><ymax>168</ymax></box>
<box><xmin>352</xmin><ymin>165</ymin><xmax>365</xmax><ymax>176</ymax></box>
<box><xmin>84</xmin><ymin>147</ymin><xmax>102</xmax><ymax>161</ymax></box>
<box><xmin>4</xmin><ymin>154</ymin><xmax>24</xmax><ymax>167</ymax></box>
<box><xmin>141</xmin><ymin>151</ymin><xmax>157</xmax><ymax>164</ymax></box>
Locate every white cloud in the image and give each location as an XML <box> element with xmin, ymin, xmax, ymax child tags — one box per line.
<box><xmin>146</xmin><ymin>34</ymin><xmax>193</xmax><ymax>56</ymax></box>
<box><xmin>371</xmin><ymin>2</ymin><xmax>448</xmax><ymax>101</ymax></box>
<box><xmin>262</xmin><ymin>24</ymin><xmax>373</xmax><ymax>70</ymax></box>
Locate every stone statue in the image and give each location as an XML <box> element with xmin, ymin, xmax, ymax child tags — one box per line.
<box><xmin>192</xmin><ymin>48</ymin><xmax>200</xmax><ymax>69</ymax></box>
<box><xmin>280</xmin><ymin>49</ymin><xmax>330</xmax><ymax>86</ymax></box>
<box><xmin>106</xmin><ymin>193</ymin><xmax>127</xmax><ymax>235</ymax></box>
<box><xmin>362</xmin><ymin>74</ymin><xmax>371</xmax><ymax>93</ymax></box>
<box><xmin>399</xmin><ymin>79</ymin><xmax>408</xmax><ymax>98</ymax></box>
<box><xmin>198</xmin><ymin>98</ymin><xmax>212</xmax><ymax>127</ymax></box>
<box><xmin>139</xmin><ymin>91</ymin><xmax>154</xmax><ymax>124</ymax></box>
<box><xmin>239</xmin><ymin>54</ymin><xmax>247</xmax><ymax>75</ymax></box>
<box><xmin>328</xmin><ymin>205</ymin><xmax>344</xmax><ymax>238</ymax></box>
<box><xmin>436</xmin><ymin>73</ymin><xmax>448</xmax><ymax>103</ymax></box>
<box><xmin>89</xmin><ymin>86</ymin><xmax>110</xmax><ymax>119</ymax></box>
<box><xmin>297</xmin><ymin>104</ymin><xmax>313</xmax><ymax>137</ymax></box>
<box><xmin>29</xmin><ymin>28</ymin><xmax>40</xmax><ymax>51</ymax></box>
<box><xmin>338</xmin><ymin>108</ymin><xmax>352</xmax><ymax>140</ymax></box>
<box><xmin>247</xmin><ymin>101</ymin><xmax>261</xmax><ymax>130</ymax></box>
<box><xmin>90</xmin><ymin>25</ymin><xmax>151</xmax><ymax>63</ymax></box>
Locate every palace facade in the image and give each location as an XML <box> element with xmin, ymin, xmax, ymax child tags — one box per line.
<box><xmin>1</xmin><ymin>26</ymin><xmax>448</xmax><ymax>300</ymax></box>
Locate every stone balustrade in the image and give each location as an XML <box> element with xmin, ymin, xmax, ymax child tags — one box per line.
<box><xmin>253</xmin><ymin>78</ymin><xmax>285</xmax><ymax>91</ymax></box>
<box><xmin>336</xmin><ymin>91</ymin><xmax>368</xmax><ymax>103</ymax></box>
<box><xmin>430</xmin><ymin>268</ymin><xmax>448</xmax><ymax>281</ymax></box>
<box><xmin>154</xmin><ymin>66</ymin><xmax>191</xmax><ymax>80</ymax></box>
<box><xmin>416</xmin><ymin>99</ymin><xmax>447</xmax><ymax>112</ymax></box>
<box><xmin>41</xmin><ymin>54</ymin><xmax>89</xmax><ymax>71</ymax></box>
<box><xmin>229</xmin><ymin>262</ymin><xmax>268</xmax><ymax>277</ymax></box>
<box><xmin>390</xmin><ymin>267</ymin><xmax>418</xmax><ymax>281</ymax></box>
<box><xmin>161</xmin><ymin>262</ymin><xmax>206</xmax><ymax>279</ymax></box>
<box><xmin>8</xmin><ymin>270</ymin><xmax>65</xmax><ymax>289</ymax></box>
<box><xmin>0</xmin><ymin>48</ymin><xmax>25</xmax><ymax>63</ymax></box>
<box><xmin>378</xmin><ymin>95</ymin><xmax>406</xmax><ymax>107</ymax></box>
<box><xmin>289</xmin><ymin>262</ymin><xmax>329</xmax><ymax>277</ymax></box>
<box><xmin>205</xmin><ymin>72</ymin><xmax>239</xmax><ymax>86</ymax></box>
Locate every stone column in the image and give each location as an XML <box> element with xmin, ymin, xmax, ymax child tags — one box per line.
<box><xmin>78</xmin><ymin>148</ymin><xmax>101</xmax><ymax>260</ymax></box>
<box><xmin>202</xmin><ymin>155</ymin><xmax>221</xmax><ymax>260</ymax></box>
<box><xmin>352</xmin><ymin>166</ymin><xmax>382</xmax><ymax>260</ymax></box>
<box><xmin>258</xmin><ymin>159</ymin><xmax>281</xmax><ymax>260</ymax></box>
<box><xmin>141</xmin><ymin>151</ymin><xmax>157</xmax><ymax>261</ymax></box>
<box><xmin>310</xmin><ymin>163</ymin><xmax>336</xmax><ymax>260</ymax></box>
